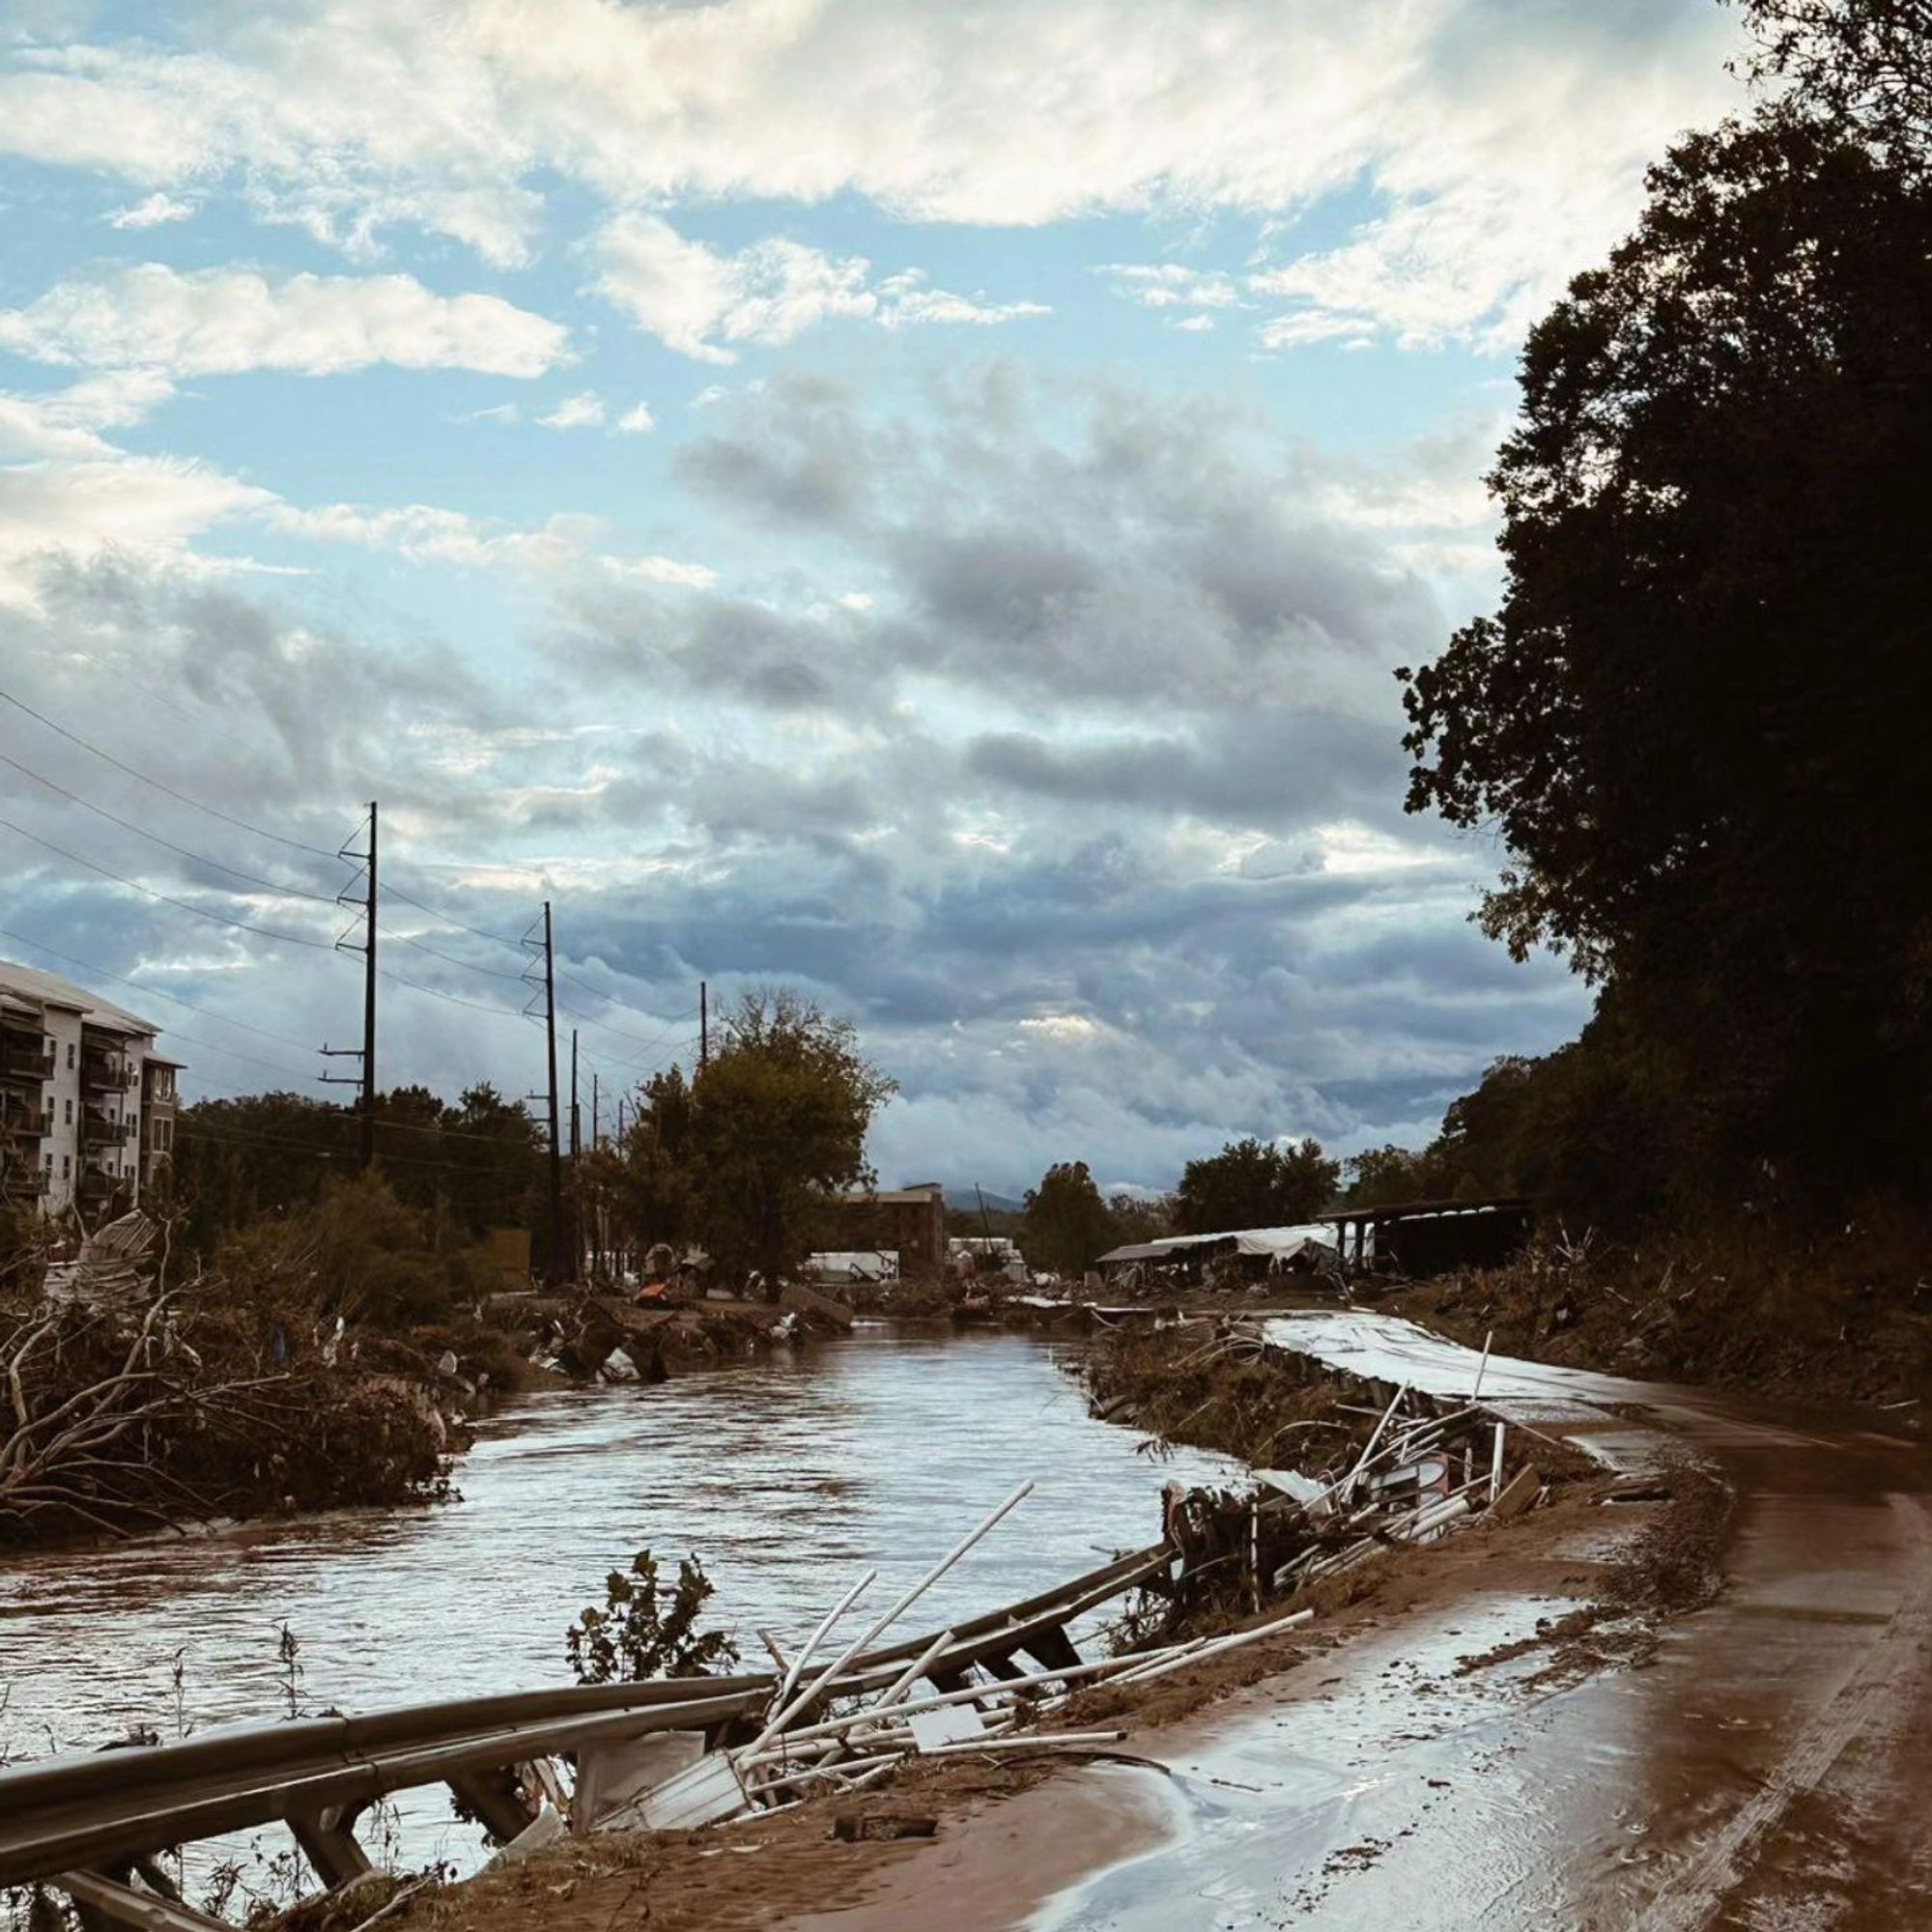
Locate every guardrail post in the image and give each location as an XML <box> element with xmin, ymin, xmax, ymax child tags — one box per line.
<box><xmin>449</xmin><ymin>1767</ymin><xmax>541</xmax><ymax>1845</ymax></box>
<box><xmin>289</xmin><ymin>1805</ymin><xmax>373</xmax><ymax>1889</ymax></box>
<box><xmin>1018</xmin><ymin>1624</ymin><xmax>1083</xmax><ymax>1673</ymax></box>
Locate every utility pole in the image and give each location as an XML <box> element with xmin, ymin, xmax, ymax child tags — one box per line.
<box><xmin>524</xmin><ymin>903</ymin><xmax>564</xmax><ymax>1280</ymax></box>
<box><xmin>544</xmin><ymin>904</ymin><xmax>562</xmax><ymax>1279</ymax></box>
<box><xmin>569</xmin><ymin>1028</ymin><xmax>582</xmax><ymax>1280</ymax></box>
<box><xmin>321</xmin><ymin>801</ymin><xmax>378</xmax><ymax>1170</ymax></box>
<box><xmin>699</xmin><ymin>980</ymin><xmax>709</xmax><ymax>1070</ymax></box>
<box><xmin>591</xmin><ymin>1071</ymin><xmax>600</xmax><ymax>1149</ymax></box>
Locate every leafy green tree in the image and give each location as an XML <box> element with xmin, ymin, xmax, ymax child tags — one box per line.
<box><xmin>1021</xmin><ymin>1161</ymin><xmax>1119</xmax><ymax>1276</ymax></box>
<box><xmin>688</xmin><ymin>990</ymin><xmax>896</xmax><ymax>1292</ymax></box>
<box><xmin>1400</xmin><ymin>85</ymin><xmax>1932</xmax><ymax>1210</ymax></box>
<box><xmin>1173</xmin><ymin>1136</ymin><xmax>1338</xmax><ymax>1235</ymax></box>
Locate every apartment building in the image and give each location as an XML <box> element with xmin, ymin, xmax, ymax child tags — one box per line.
<box><xmin>0</xmin><ymin>960</ymin><xmax>181</xmax><ymax>1221</ymax></box>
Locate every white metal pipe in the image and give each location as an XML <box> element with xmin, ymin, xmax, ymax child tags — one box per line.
<box><xmin>754</xmin><ymin>1644</ymin><xmax>1192</xmax><ymax>1751</ymax></box>
<box><xmin>918</xmin><ymin>1729</ymin><xmax>1127</xmax><ymax>1757</ymax></box>
<box><xmin>1336</xmin><ymin>1383</ymin><xmax>1408</xmax><ymax>1504</ymax></box>
<box><xmin>738</xmin><ymin>1484</ymin><xmax>1034</xmax><ymax>1760</ymax></box>
<box><xmin>871</xmin><ymin>1627</ymin><xmax>957</xmax><ymax>1714</ymax></box>
<box><xmin>1472</xmin><ymin>1328</ymin><xmax>1494</xmax><ymax>1402</ymax></box>
<box><xmin>1103</xmin><ymin>1606</ymin><xmax>1314</xmax><ymax>1690</ymax></box>
<box><xmin>774</xmin><ymin>1569</ymin><xmax>876</xmax><ymax>1713</ymax></box>
<box><xmin>1490</xmin><ymin>1422</ymin><xmax>1507</xmax><ymax>1504</ymax></box>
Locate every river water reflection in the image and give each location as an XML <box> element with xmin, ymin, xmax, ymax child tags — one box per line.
<box><xmin>1</xmin><ymin>1326</ymin><xmax>1234</xmax><ymax>1768</ymax></box>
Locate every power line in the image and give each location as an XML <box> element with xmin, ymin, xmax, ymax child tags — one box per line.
<box><xmin>381</xmin><ymin>878</ymin><xmax>526</xmax><ymax>950</ymax></box>
<box><xmin>0</xmin><ymin>749</ymin><xmax>344</xmax><ymax>906</ymax></box>
<box><xmin>0</xmin><ymin>686</ymin><xmax>340</xmax><ymax>859</ymax></box>
<box><xmin>0</xmin><ymin>924</ymin><xmax>321</xmax><ymax>1051</ymax></box>
<box><xmin>377</xmin><ymin>965</ymin><xmax>543</xmax><ymax>1024</ymax></box>
<box><xmin>2</xmin><ymin>812</ymin><xmax>337</xmax><ymax>951</ymax></box>
<box><xmin>179</xmin><ymin>1119</ymin><xmax>486</xmax><ymax>1176</ymax></box>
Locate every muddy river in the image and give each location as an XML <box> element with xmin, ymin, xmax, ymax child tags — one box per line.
<box><xmin>0</xmin><ymin>1324</ymin><xmax>1231</xmax><ymax>1775</ymax></box>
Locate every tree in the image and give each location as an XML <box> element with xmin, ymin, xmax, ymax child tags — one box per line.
<box><xmin>687</xmin><ymin>990</ymin><xmax>895</xmax><ymax>1292</ymax></box>
<box><xmin>1021</xmin><ymin>1162</ymin><xmax>1118</xmax><ymax>1277</ymax></box>
<box><xmin>1107</xmin><ymin>1190</ymin><xmax>1176</xmax><ymax>1248</ymax></box>
<box><xmin>1735</xmin><ymin>0</ymin><xmax>1932</xmax><ymax>169</ymax></box>
<box><xmin>579</xmin><ymin>1065</ymin><xmax>698</xmax><ymax>1265</ymax></box>
<box><xmin>1400</xmin><ymin>97</ymin><xmax>1932</xmax><ymax>1209</ymax></box>
<box><xmin>1173</xmin><ymin>1136</ymin><xmax>1339</xmax><ymax>1235</ymax></box>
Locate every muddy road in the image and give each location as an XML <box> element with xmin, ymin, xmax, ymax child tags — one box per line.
<box><xmin>802</xmin><ymin>1316</ymin><xmax>1932</xmax><ymax>1931</ymax></box>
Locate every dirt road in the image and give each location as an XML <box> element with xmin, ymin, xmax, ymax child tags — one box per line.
<box><xmin>801</xmin><ymin>1315</ymin><xmax>1932</xmax><ymax>1930</ymax></box>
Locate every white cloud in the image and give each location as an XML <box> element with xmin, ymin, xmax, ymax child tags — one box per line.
<box><xmin>0</xmin><ymin>4</ymin><xmax>1742</xmax><ymax>350</ymax></box>
<box><xmin>105</xmin><ymin>190</ymin><xmax>196</xmax><ymax>229</ymax></box>
<box><xmin>1175</xmin><ymin>314</ymin><xmax>1215</xmax><ymax>333</ymax></box>
<box><xmin>593</xmin><ymin>214</ymin><xmax>875</xmax><ymax>363</ymax></box>
<box><xmin>874</xmin><ymin>271</ymin><xmax>1049</xmax><ymax>330</ymax></box>
<box><xmin>270</xmin><ymin>498</ymin><xmax>715</xmax><ymax>586</ymax></box>
<box><xmin>0</xmin><ymin>451</ymin><xmax>270</xmax><ymax>605</ymax></box>
<box><xmin>0</xmin><ymin>264</ymin><xmax>568</xmax><ymax>378</ymax></box>
<box><xmin>1100</xmin><ymin>264</ymin><xmax>1243</xmax><ymax>311</ymax></box>
<box><xmin>614</xmin><ymin>401</ymin><xmax>656</xmax><ymax>435</ymax></box>
<box><xmin>537</xmin><ymin>389</ymin><xmax>606</xmax><ymax>430</ymax></box>
<box><xmin>594</xmin><ymin>217</ymin><xmax>1046</xmax><ymax>359</ymax></box>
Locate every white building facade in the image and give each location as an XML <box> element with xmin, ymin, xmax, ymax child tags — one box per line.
<box><xmin>0</xmin><ymin>961</ymin><xmax>180</xmax><ymax>1221</ymax></box>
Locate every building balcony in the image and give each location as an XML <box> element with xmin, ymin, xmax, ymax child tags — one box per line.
<box><xmin>0</xmin><ymin>1100</ymin><xmax>47</xmax><ymax>1139</ymax></box>
<box><xmin>76</xmin><ymin>1164</ymin><xmax>115</xmax><ymax>1207</ymax></box>
<box><xmin>81</xmin><ymin>1109</ymin><xmax>134</xmax><ymax>1147</ymax></box>
<box><xmin>0</xmin><ymin>1038</ymin><xmax>54</xmax><ymax>1084</ymax></box>
<box><xmin>80</xmin><ymin>1055</ymin><xmax>132</xmax><ymax>1094</ymax></box>
<box><xmin>0</xmin><ymin>1162</ymin><xmax>48</xmax><ymax>1200</ymax></box>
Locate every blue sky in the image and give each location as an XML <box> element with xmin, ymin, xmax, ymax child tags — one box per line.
<box><xmin>0</xmin><ymin>0</ymin><xmax>1746</xmax><ymax>1194</ymax></box>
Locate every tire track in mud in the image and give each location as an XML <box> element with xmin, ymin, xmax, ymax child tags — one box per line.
<box><xmin>1631</xmin><ymin>1492</ymin><xmax>1932</xmax><ymax>1931</ymax></box>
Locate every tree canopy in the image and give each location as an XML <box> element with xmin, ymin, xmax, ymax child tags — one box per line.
<box><xmin>1020</xmin><ymin>1161</ymin><xmax>1119</xmax><ymax>1276</ymax></box>
<box><xmin>582</xmin><ymin>989</ymin><xmax>895</xmax><ymax>1289</ymax></box>
<box><xmin>1400</xmin><ymin>20</ymin><xmax>1932</xmax><ymax>1211</ymax></box>
<box><xmin>1173</xmin><ymin>1136</ymin><xmax>1338</xmax><ymax>1234</ymax></box>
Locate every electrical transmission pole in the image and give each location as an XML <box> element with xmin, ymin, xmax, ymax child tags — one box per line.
<box><xmin>700</xmin><ymin>980</ymin><xmax>709</xmax><ymax>1070</ymax></box>
<box><xmin>544</xmin><ymin>904</ymin><xmax>562</xmax><ymax>1278</ymax></box>
<box><xmin>569</xmin><ymin>1027</ymin><xmax>582</xmax><ymax>1280</ymax></box>
<box><xmin>321</xmin><ymin>800</ymin><xmax>378</xmax><ymax>1170</ymax></box>
<box><xmin>523</xmin><ymin>901</ymin><xmax>565</xmax><ymax>1280</ymax></box>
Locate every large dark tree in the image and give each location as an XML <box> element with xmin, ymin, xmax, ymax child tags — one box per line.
<box><xmin>1021</xmin><ymin>1161</ymin><xmax>1119</xmax><ymax>1277</ymax></box>
<box><xmin>1173</xmin><ymin>1136</ymin><xmax>1338</xmax><ymax>1235</ymax></box>
<box><xmin>1401</xmin><ymin>86</ymin><xmax>1932</xmax><ymax>1206</ymax></box>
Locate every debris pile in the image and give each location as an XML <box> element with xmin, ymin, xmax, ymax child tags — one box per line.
<box><xmin>554</xmin><ymin>1482</ymin><xmax>1311</xmax><ymax>1841</ymax></box>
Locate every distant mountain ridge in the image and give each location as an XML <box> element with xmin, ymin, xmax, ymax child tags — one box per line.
<box><xmin>925</xmin><ymin>1183</ymin><xmax>1025</xmax><ymax>1215</ymax></box>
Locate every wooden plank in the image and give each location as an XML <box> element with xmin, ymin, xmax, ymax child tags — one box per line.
<box><xmin>1491</xmin><ymin>1464</ymin><xmax>1543</xmax><ymax>1520</ymax></box>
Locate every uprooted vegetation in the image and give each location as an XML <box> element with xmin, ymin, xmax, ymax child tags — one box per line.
<box><xmin>0</xmin><ymin>1177</ymin><xmax>490</xmax><ymax>1548</ymax></box>
<box><xmin>1389</xmin><ymin>1210</ymin><xmax>1932</xmax><ymax>1405</ymax></box>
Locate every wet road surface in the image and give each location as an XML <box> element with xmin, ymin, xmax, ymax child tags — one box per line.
<box><xmin>811</xmin><ymin>1315</ymin><xmax>1932</xmax><ymax>1931</ymax></box>
<box><xmin>1046</xmin><ymin>1316</ymin><xmax>1932</xmax><ymax>1930</ymax></box>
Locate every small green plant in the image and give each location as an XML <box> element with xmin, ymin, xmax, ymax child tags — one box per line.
<box><xmin>566</xmin><ymin>1550</ymin><xmax>739</xmax><ymax>1683</ymax></box>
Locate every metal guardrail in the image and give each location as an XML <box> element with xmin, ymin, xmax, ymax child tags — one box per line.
<box><xmin>0</xmin><ymin>1543</ymin><xmax>1172</xmax><ymax>1922</ymax></box>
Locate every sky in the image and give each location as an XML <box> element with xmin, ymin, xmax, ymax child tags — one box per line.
<box><xmin>0</xmin><ymin>0</ymin><xmax>1747</xmax><ymax>1196</ymax></box>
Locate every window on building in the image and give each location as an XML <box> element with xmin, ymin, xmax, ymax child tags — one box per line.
<box><xmin>61</xmin><ymin>1154</ymin><xmax>70</xmax><ymax>1177</ymax></box>
<box><xmin>66</xmin><ymin>1041</ymin><xmax>74</xmax><ymax>1069</ymax></box>
<box><xmin>63</xmin><ymin>1098</ymin><xmax>71</xmax><ymax>1124</ymax></box>
<box><xmin>43</xmin><ymin>1151</ymin><xmax>52</xmax><ymax>1174</ymax></box>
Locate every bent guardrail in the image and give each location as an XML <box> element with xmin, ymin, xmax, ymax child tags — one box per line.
<box><xmin>0</xmin><ymin>1539</ymin><xmax>1174</xmax><ymax>1923</ymax></box>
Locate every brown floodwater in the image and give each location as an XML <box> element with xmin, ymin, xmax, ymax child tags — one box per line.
<box><xmin>0</xmin><ymin>1324</ymin><xmax>1234</xmax><ymax>1883</ymax></box>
